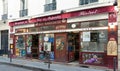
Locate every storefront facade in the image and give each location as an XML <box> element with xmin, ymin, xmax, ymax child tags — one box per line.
<box><xmin>9</xmin><ymin>6</ymin><xmax>118</xmax><ymax>69</ymax></box>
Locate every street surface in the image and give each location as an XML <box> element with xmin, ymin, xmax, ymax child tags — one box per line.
<box><xmin>0</xmin><ymin>63</ymin><xmax>33</xmax><ymax>71</ymax></box>
<box><xmin>0</xmin><ymin>56</ymin><xmax>107</xmax><ymax>71</ymax></box>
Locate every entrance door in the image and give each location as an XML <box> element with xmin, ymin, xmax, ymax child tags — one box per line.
<box><xmin>55</xmin><ymin>33</ymin><xmax>67</xmax><ymax>62</ymax></box>
<box><xmin>67</xmin><ymin>33</ymin><xmax>79</xmax><ymax>62</ymax></box>
<box><xmin>31</xmin><ymin>34</ymin><xmax>39</xmax><ymax>59</ymax></box>
<box><xmin>1</xmin><ymin>30</ymin><xmax>8</xmax><ymax>55</ymax></box>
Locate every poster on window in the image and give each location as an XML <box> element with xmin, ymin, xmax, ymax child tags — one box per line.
<box><xmin>44</xmin><ymin>42</ymin><xmax>51</xmax><ymax>51</ymax></box>
<box><xmin>82</xmin><ymin>53</ymin><xmax>104</xmax><ymax>64</ymax></box>
<box><xmin>26</xmin><ymin>35</ymin><xmax>32</xmax><ymax>54</ymax></box>
<box><xmin>83</xmin><ymin>32</ymin><xmax>90</xmax><ymax>41</ymax></box>
<box><xmin>16</xmin><ymin>36</ymin><xmax>25</xmax><ymax>48</ymax></box>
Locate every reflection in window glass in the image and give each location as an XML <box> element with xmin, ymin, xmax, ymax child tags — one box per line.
<box><xmin>15</xmin><ymin>35</ymin><xmax>26</xmax><ymax>57</ymax></box>
<box><xmin>43</xmin><ymin>26</ymin><xmax>55</xmax><ymax>31</ymax></box>
<box><xmin>80</xmin><ymin>20</ymin><xmax>108</xmax><ymax>28</ymax></box>
<box><xmin>81</xmin><ymin>22</ymin><xmax>89</xmax><ymax>28</ymax></box>
<box><xmin>15</xmin><ymin>28</ymin><xmax>28</xmax><ymax>33</ymax></box>
<box><xmin>44</xmin><ymin>34</ymin><xmax>54</xmax><ymax>51</ymax></box>
<box><xmin>79</xmin><ymin>0</ymin><xmax>98</xmax><ymax>5</ymax></box>
<box><xmin>28</xmin><ymin>27</ymin><xmax>38</xmax><ymax>32</ymax></box>
<box><xmin>81</xmin><ymin>30</ymin><xmax>108</xmax><ymax>52</ymax></box>
<box><xmin>82</xmin><ymin>53</ymin><xmax>104</xmax><ymax>64</ymax></box>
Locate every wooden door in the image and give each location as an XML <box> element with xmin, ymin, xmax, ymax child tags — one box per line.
<box><xmin>55</xmin><ymin>33</ymin><xmax>67</xmax><ymax>62</ymax></box>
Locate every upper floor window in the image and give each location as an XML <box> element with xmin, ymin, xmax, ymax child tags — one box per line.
<box><xmin>20</xmin><ymin>0</ymin><xmax>28</xmax><ymax>17</ymax></box>
<box><xmin>2</xmin><ymin>0</ymin><xmax>8</xmax><ymax>20</ymax></box>
<box><xmin>20</xmin><ymin>0</ymin><xmax>28</xmax><ymax>10</ymax></box>
<box><xmin>79</xmin><ymin>0</ymin><xmax>98</xmax><ymax>5</ymax></box>
<box><xmin>44</xmin><ymin>0</ymin><xmax>56</xmax><ymax>12</ymax></box>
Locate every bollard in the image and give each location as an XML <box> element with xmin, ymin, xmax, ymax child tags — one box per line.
<box><xmin>44</xmin><ymin>51</ymin><xmax>51</xmax><ymax>69</ymax></box>
<box><xmin>10</xmin><ymin>44</ymin><xmax>13</xmax><ymax>62</ymax></box>
<box><xmin>48</xmin><ymin>52</ymin><xmax>51</xmax><ymax>69</ymax></box>
<box><xmin>10</xmin><ymin>50</ymin><xmax>12</xmax><ymax>62</ymax></box>
<box><xmin>113</xmin><ymin>57</ymin><xmax>117</xmax><ymax>71</ymax></box>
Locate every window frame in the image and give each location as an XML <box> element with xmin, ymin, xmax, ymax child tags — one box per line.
<box><xmin>79</xmin><ymin>0</ymin><xmax>98</xmax><ymax>5</ymax></box>
<box><xmin>44</xmin><ymin>0</ymin><xmax>56</xmax><ymax>12</ymax></box>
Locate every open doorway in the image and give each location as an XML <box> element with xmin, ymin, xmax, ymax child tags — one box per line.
<box><xmin>31</xmin><ymin>34</ymin><xmax>39</xmax><ymax>59</ymax></box>
<box><xmin>67</xmin><ymin>32</ymin><xmax>79</xmax><ymax>62</ymax></box>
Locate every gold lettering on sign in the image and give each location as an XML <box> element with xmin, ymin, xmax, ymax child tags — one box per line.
<box><xmin>35</xmin><ymin>19</ymin><xmax>67</xmax><ymax>27</ymax></box>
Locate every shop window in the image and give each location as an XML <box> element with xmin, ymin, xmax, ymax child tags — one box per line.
<box><xmin>89</xmin><ymin>21</ymin><xmax>99</xmax><ymax>27</ymax></box>
<box><xmin>26</xmin><ymin>35</ymin><xmax>32</xmax><ymax>54</ymax></box>
<box><xmin>90</xmin><ymin>32</ymin><xmax>99</xmax><ymax>42</ymax></box>
<box><xmin>82</xmin><ymin>53</ymin><xmax>104</xmax><ymax>64</ymax></box>
<box><xmin>38</xmin><ymin>27</ymin><xmax>43</xmax><ymax>31</ymax></box>
<box><xmin>99</xmin><ymin>20</ymin><xmax>108</xmax><ymax>27</ymax></box>
<box><xmin>39</xmin><ymin>34</ymin><xmax>43</xmax><ymax>52</ymax></box>
<box><xmin>80</xmin><ymin>20</ymin><xmax>108</xmax><ymax>28</ymax></box>
<box><xmin>15</xmin><ymin>28</ymin><xmax>28</xmax><ymax>33</ymax></box>
<box><xmin>80</xmin><ymin>22</ymin><xmax>89</xmax><ymax>28</ymax></box>
<box><xmin>43</xmin><ymin>26</ymin><xmax>55</xmax><ymax>31</ymax></box>
<box><xmin>28</xmin><ymin>27</ymin><xmax>38</xmax><ymax>32</ymax></box>
<box><xmin>40</xmin><ymin>34</ymin><xmax>54</xmax><ymax>60</ymax></box>
<box><xmin>16</xmin><ymin>35</ymin><xmax>25</xmax><ymax>48</ymax></box>
<box><xmin>81</xmin><ymin>30</ymin><xmax>108</xmax><ymax>52</ymax></box>
<box><xmin>15</xmin><ymin>35</ymin><xmax>26</xmax><ymax>57</ymax></box>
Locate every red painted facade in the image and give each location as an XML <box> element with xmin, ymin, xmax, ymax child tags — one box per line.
<box><xmin>9</xmin><ymin>6</ymin><xmax>118</xmax><ymax>69</ymax></box>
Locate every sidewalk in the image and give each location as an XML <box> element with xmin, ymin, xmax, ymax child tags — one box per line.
<box><xmin>0</xmin><ymin>56</ymin><xmax>108</xmax><ymax>71</ymax></box>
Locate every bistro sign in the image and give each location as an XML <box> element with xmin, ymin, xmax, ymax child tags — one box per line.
<box><xmin>35</xmin><ymin>19</ymin><xmax>67</xmax><ymax>27</ymax></box>
<box><xmin>9</xmin><ymin>6</ymin><xmax>115</xmax><ymax>26</ymax></box>
<box><xmin>9</xmin><ymin>20</ymin><xmax>29</xmax><ymax>26</ymax></box>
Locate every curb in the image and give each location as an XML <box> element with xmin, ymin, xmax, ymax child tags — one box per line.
<box><xmin>0</xmin><ymin>62</ymin><xmax>54</xmax><ymax>71</ymax></box>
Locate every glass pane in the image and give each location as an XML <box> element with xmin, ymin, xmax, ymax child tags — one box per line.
<box><xmin>45</xmin><ymin>0</ymin><xmax>50</xmax><ymax>4</ymax></box>
<box><xmin>15</xmin><ymin>35</ymin><xmax>26</xmax><ymax>57</ymax></box>
<box><xmin>16</xmin><ymin>35</ymin><xmax>25</xmax><ymax>48</ymax></box>
<box><xmin>43</xmin><ymin>26</ymin><xmax>55</xmax><ymax>31</ymax></box>
<box><xmin>80</xmin><ymin>20</ymin><xmax>108</xmax><ymax>28</ymax></box>
<box><xmin>90</xmin><ymin>0</ymin><xmax>98</xmax><ymax>3</ymax></box>
<box><xmin>80</xmin><ymin>0</ymin><xmax>84</xmax><ymax>5</ymax></box>
<box><xmin>52</xmin><ymin>0</ymin><xmax>56</xmax><ymax>3</ymax></box>
<box><xmin>89</xmin><ymin>21</ymin><xmax>99</xmax><ymax>27</ymax></box>
<box><xmin>56</xmin><ymin>36</ymin><xmax>65</xmax><ymax>50</ymax></box>
<box><xmin>44</xmin><ymin>34</ymin><xmax>54</xmax><ymax>51</ymax></box>
<box><xmin>85</xmin><ymin>0</ymin><xmax>89</xmax><ymax>4</ymax></box>
<box><xmin>26</xmin><ymin>35</ymin><xmax>32</xmax><ymax>54</ymax></box>
<box><xmin>81</xmin><ymin>22</ymin><xmax>89</xmax><ymax>28</ymax></box>
<box><xmin>15</xmin><ymin>28</ymin><xmax>27</xmax><ymax>33</ymax></box>
<box><xmin>28</xmin><ymin>27</ymin><xmax>38</xmax><ymax>32</ymax></box>
<box><xmin>81</xmin><ymin>30</ymin><xmax>108</xmax><ymax>52</ymax></box>
<box><xmin>45</xmin><ymin>0</ymin><xmax>52</xmax><ymax>4</ymax></box>
<box><xmin>82</xmin><ymin>53</ymin><xmax>104</xmax><ymax>64</ymax></box>
<box><xmin>99</xmin><ymin>20</ymin><xmax>108</xmax><ymax>27</ymax></box>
